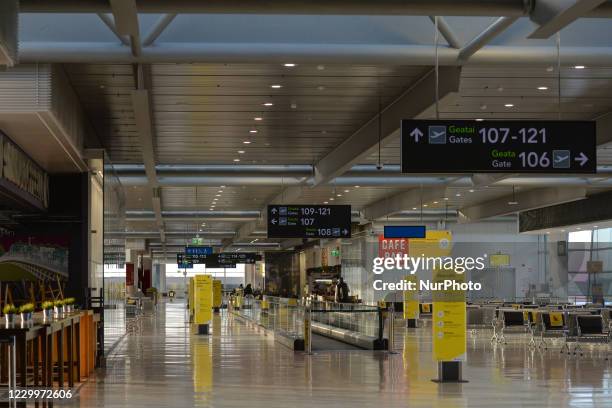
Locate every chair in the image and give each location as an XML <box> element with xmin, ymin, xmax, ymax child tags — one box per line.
<box><xmin>497</xmin><ymin>310</ymin><xmax>527</xmax><ymax>344</ymax></box>
<box><xmin>573</xmin><ymin>315</ymin><xmax>611</xmax><ymax>359</ymax></box>
<box><xmin>536</xmin><ymin>311</ymin><xmax>566</xmax><ymax>350</ymax></box>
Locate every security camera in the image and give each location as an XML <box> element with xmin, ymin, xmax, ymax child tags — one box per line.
<box><xmin>376</xmin><ymin>163</ymin><xmax>384</xmax><ymax>171</ymax></box>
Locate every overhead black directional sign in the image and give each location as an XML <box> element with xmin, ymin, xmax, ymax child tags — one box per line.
<box><xmin>267</xmin><ymin>205</ymin><xmax>351</xmax><ymax>239</ymax></box>
<box><xmin>401</xmin><ymin>120</ymin><xmax>596</xmax><ymax>174</ymax></box>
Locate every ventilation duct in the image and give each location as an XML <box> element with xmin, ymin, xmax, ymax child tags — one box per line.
<box><xmin>0</xmin><ymin>64</ymin><xmax>90</xmax><ymax>172</ymax></box>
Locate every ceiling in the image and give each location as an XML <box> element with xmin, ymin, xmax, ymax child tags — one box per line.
<box><xmin>5</xmin><ymin>7</ymin><xmax>612</xmax><ymax>259</ymax></box>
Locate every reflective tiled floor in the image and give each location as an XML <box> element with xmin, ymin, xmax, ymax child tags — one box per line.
<box><xmin>66</xmin><ymin>301</ymin><xmax>612</xmax><ymax>407</ymax></box>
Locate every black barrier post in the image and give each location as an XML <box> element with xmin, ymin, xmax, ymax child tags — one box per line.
<box><xmin>377</xmin><ymin>307</ymin><xmax>384</xmax><ymax>346</ymax></box>
<box><xmin>406</xmin><ymin>319</ymin><xmax>417</xmax><ymax>328</ymax></box>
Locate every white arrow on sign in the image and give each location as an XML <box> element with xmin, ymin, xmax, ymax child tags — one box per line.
<box><xmin>410</xmin><ymin>128</ymin><xmax>423</xmax><ymax>142</ymax></box>
<box><xmin>342</xmin><ymin>229</ymin><xmax>348</xmax><ymax>235</ymax></box>
<box><xmin>271</xmin><ymin>219</ymin><xmax>277</xmax><ymax>224</ymax></box>
<box><xmin>271</xmin><ymin>208</ymin><xmax>278</xmax><ymax>214</ymax></box>
<box><xmin>574</xmin><ymin>152</ymin><xmax>589</xmax><ymax>167</ymax></box>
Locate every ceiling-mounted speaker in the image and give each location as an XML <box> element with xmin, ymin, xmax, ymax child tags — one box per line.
<box><xmin>0</xmin><ymin>0</ymin><xmax>18</xmax><ymax>67</ymax></box>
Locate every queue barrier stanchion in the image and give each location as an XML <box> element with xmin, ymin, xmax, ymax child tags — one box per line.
<box><xmin>388</xmin><ymin>304</ymin><xmax>397</xmax><ymax>354</ymax></box>
<box><xmin>304</xmin><ymin>304</ymin><xmax>312</xmax><ymax>355</ymax></box>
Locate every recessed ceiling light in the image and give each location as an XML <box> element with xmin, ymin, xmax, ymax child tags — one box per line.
<box><xmin>215</xmin><ymin>194</ymin><xmax>221</xmax><ymax>197</ymax></box>
<box><xmin>433</xmin><ymin>201</ymin><xmax>438</xmax><ymax>204</ymax></box>
<box><xmin>480</xmin><ymin>104</ymin><xmax>487</xmax><ymax>110</ymax></box>
<box><xmin>238</xmin><ymin>150</ymin><xmax>245</xmax><ymax>154</ymax></box>
<box><xmin>456</xmin><ymin>193</ymin><xmax>462</xmax><ymax>197</ymax></box>
<box><xmin>412</xmin><ymin>207</ymin><xmax>417</xmax><ymax>210</ymax></box>
<box><xmin>317</xmin><ymin>65</ymin><xmax>325</xmax><ymax>70</ymax></box>
<box><xmin>220</xmin><ymin>185</ymin><xmax>226</xmax><ymax>188</ymax></box>
<box><xmin>546</xmin><ymin>66</ymin><xmax>554</xmax><ymax>72</ymax></box>
<box><xmin>561</xmin><ymin>229</ymin><xmax>565</xmax><ymax>232</ymax></box>
<box><xmin>284</xmin><ymin>63</ymin><xmax>296</xmax><ymax>67</ymax></box>
<box><xmin>209</xmin><ymin>208</ymin><xmax>214</xmax><ymax>211</ymax></box>
<box><xmin>546</xmin><ymin>231</ymin><xmax>550</xmax><ymax>234</ymax></box>
<box><xmin>218</xmin><ymin>190</ymin><xmax>223</xmax><ymax>193</ymax></box>
<box><xmin>443</xmin><ymin>197</ymin><xmax>449</xmax><ymax>201</ymax></box>
<box><xmin>504</xmin><ymin>103</ymin><xmax>514</xmax><ymax>108</ymax></box>
<box><xmin>508</xmin><ymin>200</ymin><xmax>519</xmax><ymax>205</ymax></box>
<box><xmin>423</xmin><ymin>204</ymin><xmax>428</xmax><ymax>207</ymax></box>
<box><xmin>317</xmin><ymin>85</ymin><xmax>325</xmax><ymax>91</ymax></box>
<box><xmin>330</xmin><ymin>198</ymin><xmax>335</xmax><ymax>201</ymax></box>
<box><xmin>344</xmin><ymin>189</ymin><xmax>349</xmax><ymax>193</ymax></box>
<box><xmin>574</xmin><ymin>65</ymin><xmax>586</xmax><ymax>69</ymax></box>
<box><xmin>475</xmin><ymin>118</ymin><xmax>484</xmax><ymax>122</ymax></box>
<box><xmin>263</xmin><ymin>103</ymin><xmax>274</xmax><ymax>108</ymax></box>
<box><xmin>233</xmin><ymin>158</ymin><xmax>240</xmax><ymax>162</ymax></box>
<box><xmin>497</xmin><ymin>86</ymin><xmax>504</xmax><ymax>92</ymax></box>
<box><xmin>354</xmin><ymin>185</ymin><xmax>360</xmax><ymax>188</ymax></box>
<box><xmin>271</xmin><ymin>84</ymin><xmax>282</xmax><ymax>89</ymax></box>
<box><xmin>336</xmin><ymin>194</ymin><xmax>342</xmax><ymax>197</ymax></box>
<box><xmin>537</xmin><ymin>86</ymin><xmax>548</xmax><ymax>90</ymax></box>
<box><xmin>254</xmin><ymin>117</ymin><xmax>263</xmax><ymax>121</ymax></box>
<box><xmin>594</xmin><ymin>225</ymin><xmax>599</xmax><ymax>228</ymax></box>
<box><xmin>323</xmin><ymin>201</ymin><xmax>328</xmax><ymax>204</ymax></box>
<box><xmin>469</xmin><ymin>189</ymin><xmax>475</xmax><ymax>193</ymax></box>
<box><xmin>243</xmin><ymin>140</ymin><xmax>252</xmax><ymax>144</ymax></box>
<box><xmin>249</xmin><ymin>129</ymin><xmax>258</xmax><ymax>134</ymax></box>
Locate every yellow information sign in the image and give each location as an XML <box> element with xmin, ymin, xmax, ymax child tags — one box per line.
<box><xmin>403</xmin><ymin>275</ymin><xmax>419</xmax><ymax>320</ymax></box>
<box><xmin>432</xmin><ymin>267</ymin><xmax>466</xmax><ymax>362</ymax></box>
<box><xmin>423</xmin><ymin>231</ymin><xmax>466</xmax><ymax>362</ymax></box>
<box><xmin>490</xmin><ymin>254</ymin><xmax>510</xmax><ymax>267</ymax></box>
<box><xmin>194</xmin><ymin>275</ymin><xmax>213</xmax><ymax>325</ymax></box>
<box><xmin>409</xmin><ymin>230</ymin><xmax>452</xmax><ymax>258</ymax></box>
<box><xmin>213</xmin><ymin>279</ymin><xmax>223</xmax><ymax>309</ymax></box>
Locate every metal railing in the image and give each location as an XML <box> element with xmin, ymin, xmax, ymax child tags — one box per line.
<box><xmin>234</xmin><ymin>296</ymin><xmax>389</xmax><ymax>350</ymax></box>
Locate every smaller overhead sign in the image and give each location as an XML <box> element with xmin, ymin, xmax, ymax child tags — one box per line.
<box><xmin>384</xmin><ymin>225</ymin><xmax>426</xmax><ymax>239</ymax></box>
<box><xmin>177</xmin><ymin>254</ymin><xmax>193</xmax><ymax>269</ymax></box>
<box><xmin>191</xmin><ymin>237</ymin><xmax>204</xmax><ymax>245</ymax></box>
<box><xmin>185</xmin><ymin>246</ymin><xmax>213</xmax><ymax>256</ymax></box>
<box><xmin>267</xmin><ymin>205</ymin><xmax>351</xmax><ymax>239</ymax></box>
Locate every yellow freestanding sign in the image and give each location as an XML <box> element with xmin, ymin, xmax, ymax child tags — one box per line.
<box><xmin>432</xmin><ymin>268</ymin><xmax>467</xmax><ymax>362</ymax></box>
<box><xmin>410</xmin><ymin>230</ymin><xmax>466</xmax><ymax>362</ymax></box>
<box><xmin>403</xmin><ymin>274</ymin><xmax>419</xmax><ymax>320</ymax></box>
<box><xmin>213</xmin><ymin>279</ymin><xmax>223</xmax><ymax>309</ymax></box>
<box><xmin>194</xmin><ymin>275</ymin><xmax>213</xmax><ymax>325</ymax></box>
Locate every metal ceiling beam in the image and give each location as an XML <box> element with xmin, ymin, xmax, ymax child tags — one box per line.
<box><xmin>312</xmin><ymin>67</ymin><xmax>462</xmax><ymax>187</ymax></box>
<box><xmin>96</xmin><ymin>13</ymin><xmax>129</xmax><ymax>45</ymax></box>
<box><xmin>457</xmin><ymin>17</ymin><xmax>519</xmax><ymax>63</ymax></box>
<box><xmin>429</xmin><ymin>16</ymin><xmax>462</xmax><ymax>49</ymax></box>
<box><xmin>18</xmin><ymin>43</ymin><xmax>612</xmax><ymax>66</ymax></box>
<box><xmin>529</xmin><ymin>0</ymin><xmax>607</xmax><ymax>39</ymax></box>
<box><xmin>109</xmin><ymin>0</ymin><xmax>141</xmax><ymax>56</ymax></box>
<box><xmin>458</xmin><ymin>187</ymin><xmax>587</xmax><ymax>223</ymax></box>
<box><xmin>142</xmin><ymin>13</ymin><xmax>176</xmax><ymax>47</ymax></box>
<box><xmin>363</xmin><ymin>187</ymin><xmax>448</xmax><ymax>220</ymax></box>
<box><xmin>126</xmin><ymin>210</ymin><xmax>261</xmax><ymax>221</ymax></box>
<box><xmin>18</xmin><ymin>0</ymin><xmax>533</xmax><ymax>16</ymax></box>
<box><xmin>470</xmin><ymin>173</ymin><xmax>516</xmax><ymax>187</ymax></box>
<box><xmin>131</xmin><ymin>64</ymin><xmax>164</xmax><ymax>242</ymax></box>
<box><xmin>106</xmin><ymin>231</ymin><xmax>236</xmax><ymax>238</ymax></box>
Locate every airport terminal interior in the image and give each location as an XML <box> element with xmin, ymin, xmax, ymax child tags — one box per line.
<box><xmin>3</xmin><ymin>1</ymin><xmax>612</xmax><ymax>407</ymax></box>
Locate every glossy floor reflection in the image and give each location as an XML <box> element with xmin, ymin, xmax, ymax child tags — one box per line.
<box><xmin>66</xmin><ymin>301</ymin><xmax>612</xmax><ymax>407</ymax></box>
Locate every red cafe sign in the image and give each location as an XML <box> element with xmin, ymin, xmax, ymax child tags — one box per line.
<box><xmin>378</xmin><ymin>235</ymin><xmax>408</xmax><ymax>258</ymax></box>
